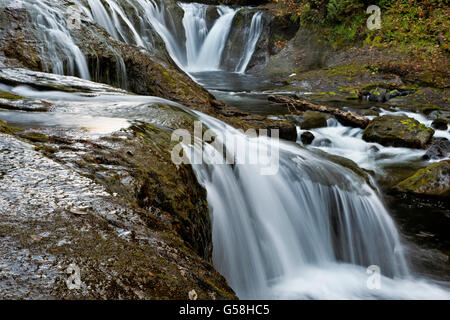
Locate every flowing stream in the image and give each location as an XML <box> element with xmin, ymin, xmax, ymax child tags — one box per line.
<box><xmin>1</xmin><ymin>0</ymin><xmax>449</xmax><ymax>300</ymax></box>
<box><xmin>187</xmin><ymin>112</ymin><xmax>449</xmax><ymax>299</ymax></box>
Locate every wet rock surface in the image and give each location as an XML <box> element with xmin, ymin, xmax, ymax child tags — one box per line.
<box><xmin>222</xmin><ymin>8</ymin><xmax>270</xmax><ymax>73</ymax></box>
<box><xmin>300</xmin><ymin>131</ymin><xmax>315</xmax><ymax>145</ymax></box>
<box><xmin>423</xmin><ymin>138</ymin><xmax>450</xmax><ymax>160</ymax></box>
<box><xmin>432</xmin><ymin>118</ymin><xmax>448</xmax><ymax>130</ymax></box>
<box><xmin>0</xmin><ymin>71</ymin><xmax>236</xmax><ymax>299</ymax></box>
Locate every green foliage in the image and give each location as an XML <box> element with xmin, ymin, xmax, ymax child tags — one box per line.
<box><xmin>272</xmin><ymin>0</ymin><xmax>449</xmax><ymax>52</ymax></box>
<box><xmin>326</xmin><ymin>0</ymin><xmax>363</xmax><ymax>23</ymax></box>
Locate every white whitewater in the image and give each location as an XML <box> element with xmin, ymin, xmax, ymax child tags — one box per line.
<box><xmin>1</xmin><ymin>0</ymin><xmax>264</xmax><ymax>81</ymax></box>
<box><xmin>187</xmin><ymin>112</ymin><xmax>450</xmax><ymax>299</ymax></box>
<box><xmin>3</xmin><ymin>0</ymin><xmax>449</xmax><ymax>300</ymax></box>
<box><xmin>235</xmin><ymin>12</ymin><xmax>264</xmax><ymax>73</ymax></box>
<box><xmin>77</xmin><ymin>0</ymin><xmax>263</xmax><ymax>73</ymax></box>
<box><xmin>180</xmin><ymin>4</ymin><xmax>238</xmax><ymax>72</ymax></box>
<box><xmin>180</xmin><ymin>3</ymin><xmax>208</xmax><ymax>70</ymax></box>
<box><xmin>1</xmin><ymin>0</ymin><xmax>90</xmax><ymax>79</ymax></box>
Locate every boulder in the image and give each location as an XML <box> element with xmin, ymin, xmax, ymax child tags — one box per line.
<box><xmin>301</xmin><ymin>131</ymin><xmax>315</xmax><ymax>145</ymax></box>
<box><xmin>362</xmin><ymin>115</ymin><xmax>434</xmax><ymax>149</ymax></box>
<box><xmin>360</xmin><ymin>88</ymin><xmax>414</xmax><ymax>102</ymax></box>
<box><xmin>367</xmin><ymin>88</ymin><xmax>388</xmax><ymax>102</ymax></box>
<box><xmin>423</xmin><ymin>138</ymin><xmax>450</xmax><ymax>160</ymax></box>
<box><xmin>300</xmin><ymin>111</ymin><xmax>328</xmax><ymax>130</ymax></box>
<box><xmin>395</xmin><ymin>160</ymin><xmax>450</xmax><ymax>198</ymax></box>
<box><xmin>431</xmin><ymin>118</ymin><xmax>448</xmax><ymax>130</ymax></box>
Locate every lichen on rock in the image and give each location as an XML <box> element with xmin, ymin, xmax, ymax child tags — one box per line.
<box><xmin>395</xmin><ymin>161</ymin><xmax>450</xmax><ymax>198</ymax></box>
<box><xmin>362</xmin><ymin>115</ymin><xmax>434</xmax><ymax>149</ymax></box>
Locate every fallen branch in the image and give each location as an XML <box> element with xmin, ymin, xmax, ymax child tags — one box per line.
<box><xmin>268</xmin><ymin>94</ymin><xmax>370</xmax><ymax>129</ymax></box>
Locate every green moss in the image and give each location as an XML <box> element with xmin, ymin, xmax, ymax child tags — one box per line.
<box><xmin>327</xmin><ymin>63</ymin><xmax>367</xmax><ymax>79</ymax></box>
<box><xmin>420</xmin><ymin>104</ymin><xmax>440</xmax><ymax>115</ymax></box>
<box><xmin>34</xmin><ymin>145</ymin><xmax>58</xmax><ymax>155</ymax></box>
<box><xmin>19</xmin><ymin>132</ymin><xmax>49</xmax><ymax>143</ymax></box>
<box><xmin>0</xmin><ymin>91</ymin><xmax>26</xmax><ymax>100</ymax></box>
<box><xmin>0</xmin><ymin>120</ymin><xmax>22</xmax><ymax>135</ymax></box>
<box><xmin>162</xmin><ymin>71</ymin><xmax>176</xmax><ymax>87</ymax></box>
<box><xmin>396</xmin><ymin>161</ymin><xmax>450</xmax><ymax>197</ymax></box>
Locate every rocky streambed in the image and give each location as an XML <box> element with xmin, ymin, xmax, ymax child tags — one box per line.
<box><xmin>0</xmin><ymin>68</ymin><xmax>238</xmax><ymax>299</ymax></box>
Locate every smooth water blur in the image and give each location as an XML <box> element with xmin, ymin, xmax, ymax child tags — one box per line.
<box><xmin>235</xmin><ymin>12</ymin><xmax>264</xmax><ymax>74</ymax></box>
<box><xmin>299</xmin><ymin>118</ymin><xmax>427</xmax><ymax>175</ymax></box>
<box><xmin>297</xmin><ymin>109</ymin><xmax>449</xmax><ymax>176</ymax></box>
<box><xmin>1</xmin><ymin>0</ymin><xmax>90</xmax><ymax>79</ymax></box>
<box><xmin>0</xmin><ymin>72</ymin><xmax>195</xmax><ymax>135</ymax></box>
<box><xmin>188</xmin><ymin>112</ymin><xmax>449</xmax><ymax>299</ymax></box>
<box><xmin>1</xmin><ymin>0</ymin><xmax>265</xmax><ymax>86</ymax></box>
<box><xmin>181</xmin><ymin>4</ymin><xmax>237</xmax><ymax>72</ymax></box>
<box><xmin>3</xmin><ymin>0</ymin><xmax>449</xmax><ymax>300</ymax></box>
<box><xmin>1</xmin><ymin>69</ymin><xmax>449</xmax><ymax>299</ymax></box>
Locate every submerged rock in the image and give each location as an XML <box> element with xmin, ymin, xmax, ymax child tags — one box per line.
<box><xmin>395</xmin><ymin>161</ymin><xmax>450</xmax><ymax>198</ymax></box>
<box><xmin>423</xmin><ymin>138</ymin><xmax>450</xmax><ymax>160</ymax></box>
<box><xmin>362</xmin><ymin>115</ymin><xmax>434</xmax><ymax>149</ymax></box>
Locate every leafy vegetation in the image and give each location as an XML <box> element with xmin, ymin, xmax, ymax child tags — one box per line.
<box><xmin>271</xmin><ymin>0</ymin><xmax>449</xmax><ymax>53</ymax></box>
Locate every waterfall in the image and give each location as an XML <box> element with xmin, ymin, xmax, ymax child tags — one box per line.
<box><xmin>186</xmin><ymin>112</ymin><xmax>450</xmax><ymax>299</ymax></box>
<box><xmin>180</xmin><ymin>4</ymin><xmax>238</xmax><ymax>72</ymax></box>
<box><xmin>4</xmin><ymin>0</ymin><xmax>448</xmax><ymax>299</ymax></box>
<box><xmin>1</xmin><ymin>0</ymin><xmax>265</xmax><ymax>83</ymax></box>
<box><xmin>180</xmin><ymin>3</ymin><xmax>208</xmax><ymax>70</ymax></box>
<box><xmin>1</xmin><ymin>0</ymin><xmax>90</xmax><ymax>79</ymax></box>
<box><xmin>235</xmin><ymin>12</ymin><xmax>264</xmax><ymax>73</ymax></box>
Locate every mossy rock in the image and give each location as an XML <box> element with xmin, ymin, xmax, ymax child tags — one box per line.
<box><xmin>312</xmin><ymin>148</ymin><xmax>375</xmax><ymax>189</ymax></box>
<box><xmin>19</xmin><ymin>132</ymin><xmax>49</xmax><ymax>143</ymax></box>
<box><xmin>420</xmin><ymin>104</ymin><xmax>441</xmax><ymax>115</ymax></box>
<box><xmin>0</xmin><ymin>91</ymin><xmax>26</xmax><ymax>100</ymax></box>
<box><xmin>0</xmin><ymin>120</ymin><xmax>22</xmax><ymax>135</ymax></box>
<box><xmin>395</xmin><ymin>160</ymin><xmax>450</xmax><ymax>198</ymax></box>
<box><xmin>362</xmin><ymin>115</ymin><xmax>434</xmax><ymax>149</ymax></box>
<box><xmin>300</xmin><ymin>111</ymin><xmax>328</xmax><ymax>130</ymax></box>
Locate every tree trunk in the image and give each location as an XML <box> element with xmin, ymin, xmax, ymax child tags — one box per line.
<box><xmin>268</xmin><ymin>94</ymin><xmax>370</xmax><ymax>129</ymax></box>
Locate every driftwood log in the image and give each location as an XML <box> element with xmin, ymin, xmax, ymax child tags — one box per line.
<box><xmin>268</xmin><ymin>94</ymin><xmax>370</xmax><ymax>129</ymax></box>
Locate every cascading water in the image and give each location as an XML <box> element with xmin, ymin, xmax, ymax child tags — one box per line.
<box><xmin>3</xmin><ymin>0</ymin><xmax>449</xmax><ymax>300</ymax></box>
<box><xmin>180</xmin><ymin>4</ymin><xmax>238</xmax><ymax>72</ymax></box>
<box><xmin>76</xmin><ymin>0</ymin><xmax>264</xmax><ymax>73</ymax></box>
<box><xmin>187</xmin><ymin>112</ymin><xmax>450</xmax><ymax>299</ymax></box>
<box><xmin>235</xmin><ymin>12</ymin><xmax>264</xmax><ymax>73</ymax></box>
<box><xmin>1</xmin><ymin>0</ymin><xmax>90</xmax><ymax>79</ymax></box>
<box><xmin>1</xmin><ymin>0</ymin><xmax>265</xmax><ymax>84</ymax></box>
